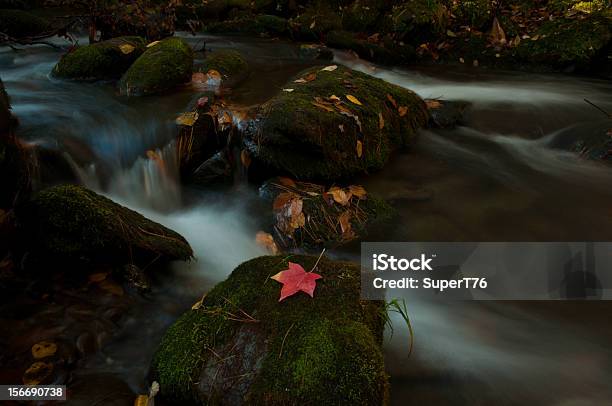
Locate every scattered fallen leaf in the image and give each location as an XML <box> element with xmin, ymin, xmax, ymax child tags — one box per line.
<box><xmin>277</xmin><ymin>177</ymin><xmax>296</xmax><ymax>187</ymax></box>
<box><xmin>387</xmin><ymin>94</ymin><xmax>398</xmax><ymax>108</ymax></box>
<box><xmin>88</xmin><ymin>272</ymin><xmax>108</xmax><ymax>283</ymax></box>
<box><xmin>348</xmin><ymin>185</ymin><xmax>367</xmax><ymax>199</ymax></box>
<box><xmin>398</xmin><ymin>106</ymin><xmax>408</xmax><ymax>117</ymax></box>
<box><xmin>309</xmin><ymin>20</ymin><xmax>316</xmax><ymax>29</ymax></box>
<box><xmin>312</xmin><ymin>101</ymin><xmax>334</xmax><ymax>112</ymax></box>
<box><xmin>329</xmin><ymin>94</ymin><xmax>341</xmax><ymax>102</ymax></box>
<box><xmin>191</xmin><ymin>293</ymin><xmax>206</xmax><ymax>310</ymax></box>
<box><xmin>176</xmin><ymin>111</ymin><xmax>199</xmax><ymax>126</ymax></box>
<box><xmin>240</xmin><ymin>149</ymin><xmax>251</xmax><ymax>168</ymax></box>
<box><xmin>338</xmin><ymin>210</ymin><xmax>352</xmax><ymax>235</ymax></box>
<box><xmin>282</xmin><ymin>88</ymin><xmax>294</xmax><ymax>92</ymax></box>
<box><xmin>256</xmin><ymin>231</ymin><xmax>279</xmax><ymax>254</ymax></box>
<box><xmin>146</xmin><ymin>40</ymin><xmax>160</xmax><ymax>48</ymax></box>
<box><xmin>356</xmin><ymin>140</ymin><xmax>363</xmax><ymax>158</ymax></box>
<box><xmin>490</xmin><ymin>17</ymin><xmax>507</xmax><ymax>45</ymax></box>
<box><xmin>207</xmin><ymin>69</ymin><xmax>222</xmax><ymax>81</ymax></box>
<box><xmin>23</xmin><ymin>362</ymin><xmax>53</xmax><ymax>385</ymax></box>
<box><xmin>328</xmin><ymin>186</ymin><xmax>352</xmax><ymax>206</ymax></box>
<box><xmin>134</xmin><ymin>395</ymin><xmax>149</xmax><ymax>406</ymax></box>
<box><xmin>338</xmin><ymin>124</ymin><xmax>345</xmax><ymax>133</ymax></box>
<box><xmin>32</xmin><ymin>341</ymin><xmax>57</xmax><ymax>359</ymax></box>
<box><xmin>378</xmin><ymin>112</ymin><xmax>385</xmax><ymax>130</ymax></box>
<box><xmin>320</xmin><ymin>65</ymin><xmax>338</xmax><ymax>72</ymax></box>
<box><xmin>271</xmin><ymin>262</ymin><xmax>322</xmax><ymax>302</ymax></box>
<box><xmin>459</xmin><ymin>57</ymin><xmax>465</xmax><ymax>63</ymax></box>
<box><xmin>346</xmin><ymin>94</ymin><xmax>363</xmax><ymax>106</ymax></box>
<box><xmin>119</xmin><ymin>43</ymin><xmax>135</xmax><ymax>54</ymax></box>
<box><xmin>446</xmin><ymin>29</ymin><xmax>457</xmax><ymax>37</ymax></box>
<box><xmin>273</xmin><ymin>192</ymin><xmax>295</xmax><ymax>211</ymax></box>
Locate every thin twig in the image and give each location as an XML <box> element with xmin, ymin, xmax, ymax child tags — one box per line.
<box><xmin>584</xmin><ymin>98</ymin><xmax>612</xmax><ymax>119</ymax></box>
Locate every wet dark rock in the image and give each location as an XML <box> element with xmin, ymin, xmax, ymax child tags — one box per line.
<box><xmin>191</xmin><ymin>150</ymin><xmax>234</xmax><ymax>187</ymax></box>
<box><xmin>76</xmin><ymin>331</ymin><xmax>97</xmax><ymax>357</ymax></box>
<box><xmin>548</xmin><ymin>119</ymin><xmax>612</xmax><ymax>163</ymax></box>
<box><xmin>120</xmin><ymin>264</ymin><xmax>151</xmax><ymax>293</ymax></box>
<box><xmin>427</xmin><ymin>99</ymin><xmax>470</xmax><ymax>128</ymax></box>
<box><xmin>68</xmin><ymin>373</ymin><xmax>135</xmax><ymax>406</ymax></box>
<box><xmin>0</xmin><ymin>77</ymin><xmax>14</xmax><ymax>136</ymax></box>
<box><xmin>17</xmin><ymin>184</ymin><xmax>193</xmax><ymax>266</ymax></box>
<box><xmin>243</xmin><ymin>65</ymin><xmax>428</xmax><ymax>180</ymax></box>
<box><xmin>52</xmin><ymin>36</ymin><xmax>147</xmax><ymax>81</ymax></box>
<box><xmin>326</xmin><ymin>30</ymin><xmax>415</xmax><ymax>65</ymax></box>
<box><xmin>0</xmin><ymin>9</ymin><xmax>51</xmax><ymax>39</ymax></box>
<box><xmin>30</xmin><ymin>144</ymin><xmax>79</xmax><ymax>188</ymax></box>
<box><xmin>119</xmin><ymin>37</ymin><xmax>194</xmax><ymax>96</ymax></box>
<box><xmin>297</xmin><ymin>44</ymin><xmax>333</xmax><ymax>61</ymax></box>
<box><xmin>151</xmin><ymin>255</ymin><xmax>388</xmax><ymax>405</ymax></box>
<box><xmin>205</xmin><ymin>14</ymin><xmax>289</xmax><ymax>36</ymax></box>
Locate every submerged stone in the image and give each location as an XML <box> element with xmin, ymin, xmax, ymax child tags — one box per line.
<box><xmin>243</xmin><ymin>64</ymin><xmax>428</xmax><ymax>180</ymax></box>
<box><xmin>150</xmin><ymin>255</ymin><xmax>388</xmax><ymax>405</ymax></box>
<box><xmin>52</xmin><ymin>37</ymin><xmax>147</xmax><ymax>81</ymax></box>
<box><xmin>119</xmin><ymin>37</ymin><xmax>193</xmax><ymax>96</ymax></box>
<box><xmin>17</xmin><ymin>184</ymin><xmax>193</xmax><ymax>265</ymax></box>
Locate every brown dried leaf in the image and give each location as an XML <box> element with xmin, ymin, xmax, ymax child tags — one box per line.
<box><xmin>176</xmin><ymin>112</ymin><xmax>199</xmax><ymax>126</ymax></box>
<box><xmin>88</xmin><ymin>272</ymin><xmax>108</xmax><ymax>283</ymax></box>
<box><xmin>338</xmin><ymin>210</ymin><xmax>352</xmax><ymax>235</ymax></box>
<box><xmin>240</xmin><ymin>150</ymin><xmax>251</xmax><ymax>168</ymax></box>
<box><xmin>356</xmin><ymin>140</ymin><xmax>363</xmax><ymax>158</ymax></box>
<box><xmin>348</xmin><ymin>185</ymin><xmax>367</xmax><ymax>199</ymax></box>
<box><xmin>23</xmin><ymin>362</ymin><xmax>53</xmax><ymax>385</ymax></box>
<box><xmin>425</xmin><ymin>100</ymin><xmax>442</xmax><ymax>109</ymax></box>
<box><xmin>273</xmin><ymin>192</ymin><xmax>295</xmax><ymax>211</ymax></box>
<box><xmin>277</xmin><ymin>177</ymin><xmax>296</xmax><ymax>187</ymax></box>
<box><xmin>398</xmin><ymin>106</ymin><xmax>408</xmax><ymax>117</ymax></box>
<box><xmin>99</xmin><ymin>279</ymin><xmax>124</xmax><ymax>296</ymax></box>
<box><xmin>312</xmin><ymin>101</ymin><xmax>335</xmax><ymax>112</ymax></box>
<box><xmin>32</xmin><ymin>341</ymin><xmax>57</xmax><ymax>359</ymax></box>
<box><xmin>255</xmin><ymin>231</ymin><xmax>279</xmax><ymax>254</ymax></box>
<box><xmin>328</xmin><ymin>187</ymin><xmax>352</xmax><ymax>206</ymax></box>
<box><xmin>119</xmin><ymin>43</ymin><xmax>135</xmax><ymax>54</ymax></box>
<box><xmin>378</xmin><ymin>112</ymin><xmax>385</xmax><ymax>129</ymax></box>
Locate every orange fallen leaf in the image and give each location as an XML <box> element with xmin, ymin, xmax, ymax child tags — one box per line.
<box><xmin>398</xmin><ymin>106</ymin><xmax>408</xmax><ymax>117</ymax></box>
<box><xmin>425</xmin><ymin>100</ymin><xmax>442</xmax><ymax>109</ymax></box>
<box><xmin>256</xmin><ymin>231</ymin><xmax>279</xmax><ymax>254</ymax></box>
<box><xmin>346</xmin><ymin>94</ymin><xmax>363</xmax><ymax>106</ymax></box>
<box><xmin>176</xmin><ymin>112</ymin><xmax>199</xmax><ymax>126</ymax></box>
<box><xmin>32</xmin><ymin>341</ymin><xmax>57</xmax><ymax>359</ymax></box>
<box><xmin>348</xmin><ymin>185</ymin><xmax>367</xmax><ymax>199</ymax></box>
<box><xmin>328</xmin><ymin>186</ymin><xmax>352</xmax><ymax>206</ymax></box>
<box><xmin>119</xmin><ymin>43</ymin><xmax>135</xmax><ymax>54</ymax></box>
<box><xmin>277</xmin><ymin>177</ymin><xmax>296</xmax><ymax>187</ymax></box>
<box><xmin>273</xmin><ymin>192</ymin><xmax>295</xmax><ymax>211</ymax></box>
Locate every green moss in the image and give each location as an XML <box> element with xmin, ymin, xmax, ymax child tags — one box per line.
<box><xmin>290</xmin><ymin>5</ymin><xmax>343</xmax><ymax>41</ymax></box>
<box><xmin>151</xmin><ymin>255</ymin><xmax>388</xmax><ymax>405</ymax></box>
<box><xmin>516</xmin><ymin>11</ymin><xmax>611</xmax><ymax>66</ymax></box>
<box><xmin>199</xmin><ymin>49</ymin><xmax>249</xmax><ymax>78</ymax></box>
<box><xmin>342</xmin><ymin>0</ymin><xmax>386</xmax><ymax>32</ymax></box>
<box><xmin>450</xmin><ymin>0</ymin><xmax>493</xmax><ymax>29</ymax></box>
<box><xmin>0</xmin><ymin>9</ymin><xmax>50</xmax><ymax>38</ymax></box>
<box><xmin>205</xmin><ymin>14</ymin><xmax>288</xmax><ymax>36</ymax></box>
<box><xmin>387</xmin><ymin>0</ymin><xmax>449</xmax><ymax>42</ymax></box>
<box><xmin>18</xmin><ymin>184</ymin><xmax>193</xmax><ymax>265</ymax></box>
<box><xmin>119</xmin><ymin>37</ymin><xmax>193</xmax><ymax>96</ymax></box>
<box><xmin>52</xmin><ymin>37</ymin><xmax>147</xmax><ymax>81</ymax></box>
<box><xmin>245</xmin><ymin>65</ymin><xmax>428</xmax><ymax>180</ymax></box>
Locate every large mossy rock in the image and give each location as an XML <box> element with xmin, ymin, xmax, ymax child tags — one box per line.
<box><xmin>52</xmin><ymin>37</ymin><xmax>147</xmax><ymax>81</ymax></box>
<box><xmin>18</xmin><ymin>184</ymin><xmax>193</xmax><ymax>265</ymax></box>
<box><xmin>151</xmin><ymin>255</ymin><xmax>388</xmax><ymax>405</ymax></box>
<box><xmin>243</xmin><ymin>65</ymin><xmax>428</xmax><ymax>180</ymax></box>
<box><xmin>0</xmin><ymin>9</ymin><xmax>51</xmax><ymax>38</ymax></box>
<box><xmin>200</xmin><ymin>49</ymin><xmax>249</xmax><ymax>79</ymax></box>
<box><xmin>516</xmin><ymin>11</ymin><xmax>611</xmax><ymax>69</ymax></box>
<box><xmin>119</xmin><ymin>37</ymin><xmax>193</xmax><ymax>96</ymax></box>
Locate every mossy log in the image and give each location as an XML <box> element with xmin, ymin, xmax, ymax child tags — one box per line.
<box><xmin>119</xmin><ymin>37</ymin><xmax>193</xmax><ymax>96</ymax></box>
<box><xmin>52</xmin><ymin>37</ymin><xmax>147</xmax><ymax>81</ymax></box>
<box><xmin>17</xmin><ymin>184</ymin><xmax>193</xmax><ymax>265</ymax></box>
<box><xmin>243</xmin><ymin>65</ymin><xmax>428</xmax><ymax>180</ymax></box>
<box><xmin>151</xmin><ymin>255</ymin><xmax>388</xmax><ymax>405</ymax></box>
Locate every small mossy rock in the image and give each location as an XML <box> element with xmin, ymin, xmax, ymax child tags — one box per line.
<box><xmin>18</xmin><ymin>184</ymin><xmax>193</xmax><ymax>265</ymax></box>
<box><xmin>516</xmin><ymin>11</ymin><xmax>611</xmax><ymax>68</ymax></box>
<box><xmin>290</xmin><ymin>5</ymin><xmax>343</xmax><ymax>41</ymax></box>
<box><xmin>243</xmin><ymin>65</ymin><xmax>428</xmax><ymax>180</ymax></box>
<box><xmin>0</xmin><ymin>9</ymin><xmax>51</xmax><ymax>38</ymax></box>
<box><xmin>52</xmin><ymin>37</ymin><xmax>147</xmax><ymax>81</ymax></box>
<box><xmin>119</xmin><ymin>37</ymin><xmax>193</xmax><ymax>96</ymax></box>
<box><xmin>150</xmin><ymin>255</ymin><xmax>388</xmax><ymax>405</ymax></box>
<box><xmin>0</xmin><ymin>137</ymin><xmax>31</xmax><ymax>209</ymax></box>
<box><xmin>200</xmin><ymin>49</ymin><xmax>249</xmax><ymax>79</ymax></box>
<box><xmin>297</xmin><ymin>44</ymin><xmax>334</xmax><ymax>61</ymax></box>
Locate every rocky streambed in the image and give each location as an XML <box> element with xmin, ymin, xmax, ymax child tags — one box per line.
<box><xmin>1</xmin><ymin>29</ymin><xmax>612</xmax><ymax>405</ymax></box>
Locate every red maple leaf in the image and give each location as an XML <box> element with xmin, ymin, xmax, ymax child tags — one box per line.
<box><xmin>271</xmin><ymin>262</ymin><xmax>322</xmax><ymax>302</ymax></box>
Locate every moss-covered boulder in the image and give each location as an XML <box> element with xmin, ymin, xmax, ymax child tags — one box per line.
<box><xmin>243</xmin><ymin>65</ymin><xmax>428</xmax><ymax>180</ymax></box>
<box><xmin>516</xmin><ymin>11</ymin><xmax>611</xmax><ymax>69</ymax></box>
<box><xmin>150</xmin><ymin>255</ymin><xmax>388</xmax><ymax>405</ymax></box>
<box><xmin>52</xmin><ymin>37</ymin><xmax>147</xmax><ymax>81</ymax></box>
<box><xmin>290</xmin><ymin>4</ymin><xmax>342</xmax><ymax>41</ymax></box>
<box><xmin>342</xmin><ymin>0</ymin><xmax>386</xmax><ymax>32</ymax></box>
<box><xmin>17</xmin><ymin>184</ymin><xmax>193</xmax><ymax>265</ymax></box>
<box><xmin>119</xmin><ymin>37</ymin><xmax>193</xmax><ymax>96</ymax></box>
<box><xmin>200</xmin><ymin>49</ymin><xmax>249</xmax><ymax>80</ymax></box>
<box><xmin>0</xmin><ymin>9</ymin><xmax>51</xmax><ymax>38</ymax></box>
<box><xmin>387</xmin><ymin>0</ymin><xmax>449</xmax><ymax>42</ymax></box>
<box><xmin>260</xmin><ymin>178</ymin><xmax>394</xmax><ymax>248</ymax></box>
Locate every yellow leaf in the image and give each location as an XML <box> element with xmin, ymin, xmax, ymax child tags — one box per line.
<box><xmin>32</xmin><ymin>341</ymin><xmax>57</xmax><ymax>359</ymax></box>
<box><xmin>338</xmin><ymin>210</ymin><xmax>352</xmax><ymax>235</ymax></box>
<box><xmin>176</xmin><ymin>112</ymin><xmax>199</xmax><ymax>126</ymax></box>
<box><xmin>191</xmin><ymin>293</ymin><xmax>207</xmax><ymax>310</ymax></box>
<box><xmin>146</xmin><ymin>40</ymin><xmax>160</xmax><ymax>48</ymax></box>
<box><xmin>398</xmin><ymin>106</ymin><xmax>408</xmax><ymax>117</ymax></box>
<box><xmin>23</xmin><ymin>362</ymin><xmax>53</xmax><ymax>385</ymax></box>
<box><xmin>207</xmin><ymin>69</ymin><xmax>222</xmax><ymax>81</ymax></box>
<box><xmin>348</xmin><ymin>185</ymin><xmax>367</xmax><ymax>199</ymax></box>
<box><xmin>119</xmin><ymin>44</ymin><xmax>136</xmax><ymax>54</ymax></box>
<box><xmin>320</xmin><ymin>65</ymin><xmax>338</xmax><ymax>72</ymax></box>
<box><xmin>328</xmin><ymin>186</ymin><xmax>351</xmax><ymax>206</ymax></box>
<box><xmin>356</xmin><ymin>140</ymin><xmax>363</xmax><ymax>158</ymax></box>
<box><xmin>134</xmin><ymin>395</ymin><xmax>149</xmax><ymax>406</ymax></box>
<box><xmin>346</xmin><ymin>94</ymin><xmax>363</xmax><ymax>106</ymax></box>
<box><xmin>378</xmin><ymin>112</ymin><xmax>384</xmax><ymax>130</ymax></box>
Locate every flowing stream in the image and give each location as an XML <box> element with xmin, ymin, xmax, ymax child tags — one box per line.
<box><xmin>2</xmin><ymin>34</ymin><xmax>612</xmax><ymax>404</ymax></box>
